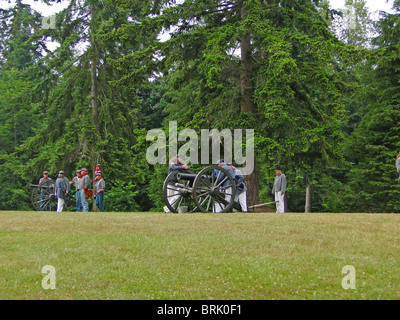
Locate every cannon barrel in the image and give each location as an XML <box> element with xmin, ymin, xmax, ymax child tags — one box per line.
<box><xmin>176</xmin><ymin>173</ymin><xmax>215</xmax><ymax>181</ymax></box>
<box><xmin>30</xmin><ymin>184</ymin><xmax>54</xmax><ymax>189</ymax></box>
<box><xmin>176</xmin><ymin>172</ymin><xmax>197</xmax><ymax>181</ymax></box>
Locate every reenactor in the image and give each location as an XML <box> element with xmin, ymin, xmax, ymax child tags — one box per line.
<box><xmin>71</xmin><ymin>169</ymin><xmax>82</xmax><ymax>212</ymax></box>
<box><xmin>55</xmin><ymin>171</ymin><xmax>69</xmax><ymax>212</ymax></box>
<box><xmin>93</xmin><ymin>172</ymin><xmax>105</xmax><ymax>212</ymax></box>
<box><xmin>228</xmin><ymin>162</ymin><xmax>248</xmax><ymax>212</ymax></box>
<box><xmin>80</xmin><ymin>168</ymin><xmax>91</xmax><ymax>212</ymax></box>
<box><xmin>164</xmin><ymin>154</ymin><xmax>190</xmax><ymax>213</ymax></box>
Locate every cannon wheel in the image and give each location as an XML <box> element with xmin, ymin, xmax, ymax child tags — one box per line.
<box><xmin>192</xmin><ymin>165</ymin><xmax>236</xmax><ymax>213</ymax></box>
<box><xmin>162</xmin><ymin>170</ymin><xmax>197</xmax><ymax>213</ymax></box>
<box><xmin>31</xmin><ymin>179</ymin><xmax>55</xmax><ymax>211</ymax></box>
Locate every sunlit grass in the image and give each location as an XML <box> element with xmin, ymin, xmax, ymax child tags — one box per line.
<box><xmin>1</xmin><ymin>211</ymin><xmax>399</xmax><ymax>300</ymax></box>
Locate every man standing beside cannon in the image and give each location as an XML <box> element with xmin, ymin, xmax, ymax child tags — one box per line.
<box><xmin>213</xmin><ymin>159</ymin><xmax>236</xmax><ymax>213</ymax></box>
<box><xmin>228</xmin><ymin>162</ymin><xmax>248</xmax><ymax>213</ymax></box>
<box><xmin>55</xmin><ymin>171</ymin><xmax>69</xmax><ymax>212</ymax></box>
<box><xmin>38</xmin><ymin>171</ymin><xmax>53</xmax><ymax>211</ymax></box>
<box><xmin>164</xmin><ymin>154</ymin><xmax>190</xmax><ymax>213</ymax></box>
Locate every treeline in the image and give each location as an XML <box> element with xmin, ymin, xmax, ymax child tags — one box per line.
<box><xmin>1</xmin><ymin>0</ymin><xmax>400</xmax><ymax>213</ymax></box>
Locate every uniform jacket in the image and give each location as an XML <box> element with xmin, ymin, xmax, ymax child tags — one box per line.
<box><xmin>214</xmin><ymin>164</ymin><xmax>236</xmax><ymax>189</ymax></box>
<box><xmin>55</xmin><ymin>177</ymin><xmax>68</xmax><ymax>199</ymax></box>
<box><xmin>233</xmin><ymin>168</ymin><xmax>247</xmax><ymax>195</ymax></box>
<box><xmin>272</xmin><ymin>173</ymin><xmax>287</xmax><ymax>194</ymax></box>
<box><xmin>81</xmin><ymin>174</ymin><xmax>91</xmax><ymax>189</ymax></box>
<box><xmin>94</xmin><ymin>178</ymin><xmax>106</xmax><ymax>194</ymax></box>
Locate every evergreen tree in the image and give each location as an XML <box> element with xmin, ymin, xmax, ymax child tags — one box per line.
<box><xmin>0</xmin><ymin>2</ymin><xmax>45</xmax><ymax>210</ymax></box>
<box><xmin>341</xmin><ymin>0</ymin><xmax>400</xmax><ymax>213</ymax></box>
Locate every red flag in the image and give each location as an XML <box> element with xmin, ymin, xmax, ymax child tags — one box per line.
<box><xmin>95</xmin><ymin>156</ymin><xmax>101</xmax><ymax>175</ymax></box>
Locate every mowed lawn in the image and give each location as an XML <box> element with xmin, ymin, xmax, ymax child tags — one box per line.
<box><xmin>0</xmin><ymin>210</ymin><xmax>399</xmax><ymax>300</ymax></box>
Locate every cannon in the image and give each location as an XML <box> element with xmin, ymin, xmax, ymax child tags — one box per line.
<box><xmin>163</xmin><ymin>165</ymin><xmax>242</xmax><ymax>213</ymax></box>
<box><xmin>30</xmin><ymin>179</ymin><xmax>76</xmax><ymax>211</ymax></box>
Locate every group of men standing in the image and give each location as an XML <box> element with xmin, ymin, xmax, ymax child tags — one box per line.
<box><xmin>38</xmin><ymin>168</ymin><xmax>105</xmax><ymax>212</ymax></box>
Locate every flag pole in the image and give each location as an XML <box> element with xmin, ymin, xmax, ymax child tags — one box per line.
<box><xmin>92</xmin><ymin>154</ymin><xmax>100</xmax><ymax>212</ymax></box>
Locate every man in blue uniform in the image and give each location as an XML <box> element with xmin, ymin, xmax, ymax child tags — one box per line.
<box><xmin>213</xmin><ymin>159</ymin><xmax>235</xmax><ymax>213</ymax></box>
<box><xmin>228</xmin><ymin>162</ymin><xmax>248</xmax><ymax>212</ymax></box>
<box><xmin>164</xmin><ymin>154</ymin><xmax>190</xmax><ymax>213</ymax></box>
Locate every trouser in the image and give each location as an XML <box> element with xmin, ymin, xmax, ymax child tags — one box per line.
<box><xmin>76</xmin><ymin>190</ymin><xmax>82</xmax><ymax>212</ymax></box>
<box><xmin>274</xmin><ymin>192</ymin><xmax>285</xmax><ymax>213</ymax></box>
<box><xmin>234</xmin><ymin>191</ymin><xmax>247</xmax><ymax>212</ymax></box>
<box><xmin>96</xmin><ymin>192</ymin><xmax>104</xmax><ymax>212</ymax></box>
<box><xmin>57</xmin><ymin>198</ymin><xmax>65</xmax><ymax>213</ymax></box>
<box><xmin>214</xmin><ymin>187</ymin><xmax>232</xmax><ymax>213</ymax></box>
<box><xmin>80</xmin><ymin>189</ymin><xmax>88</xmax><ymax>212</ymax></box>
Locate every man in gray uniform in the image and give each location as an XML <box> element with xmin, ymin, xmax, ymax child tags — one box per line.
<box><xmin>80</xmin><ymin>168</ymin><xmax>91</xmax><ymax>212</ymax></box>
<box><xmin>71</xmin><ymin>169</ymin><xmax>82</xmax><ymax>212</ymax></box>
<box><xmin>55</xmin><ymin>171</ymin><xmax>69</xmax><ymax>212</ymax></box>
<box><xmin>272</xmin><ymin>165</ymin><xmax>287</xmax><ymax>213</ymax></box>
<box><xmin>93</xmin><ymin>172</ymin><xmax>105</xmax><ymax>212</ymax></box>
<box><xmin>39</xmin><ymin>171</ymin><xmax>53</xmax><ymax>211</ymax></box>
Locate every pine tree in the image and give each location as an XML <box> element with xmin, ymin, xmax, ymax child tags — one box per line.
<box><xmin>0</xmin><ymin>1</ymin><xmax>45</xmax><ymax>209</ymax></box>
<box><xmin>341</xmin><ymin>0</ymin><xmax>400</xmax><ymax>212</ymax></box>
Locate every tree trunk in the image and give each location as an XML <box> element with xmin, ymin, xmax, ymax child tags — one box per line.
<box><xmin>305</xmin><ymin>185</ymin><xmax>312</xmax><ymax>213</ymax></box>
<box><xmin>90</xmin><ymin>59</ymin><xmax>99</xmax><ymax>132</ymax></box>
<box><xmin>90</xmin><ymin>4</ymin><xmax>99</xmax><ymax>212</ymax></box>
<box><xmin>90</xmin><ymin>5</ymin><xmax>100</xmax><ymax>133</ymax></box>
<box><xmin>244</xmin><ymin>164</ymin><xmax>259</xmax><ymax>207</ymax></box>
<box><xmin>92</xmin><ymin>161</ymin><xmax>98</xmax><ymax>212</ymax></box>
<box><xmin>240</xmin><ymin>20</ymin><xmax>253</xmax><ymax>112</ymax></box>
<box><xmin>240</xmin><ymin>6</ymin><xmax>259</xmax><ymax>207</ymax></box>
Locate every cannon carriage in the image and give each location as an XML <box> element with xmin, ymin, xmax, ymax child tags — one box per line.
<box><xmin>163</xmin><ymin>165</ymin><xmax>242</xmax><ymax>213</ymax></box>
<box><xmin>30</xmin><ymin>179</ymin><xmax>76</xmax><ymax>211</ymax></box>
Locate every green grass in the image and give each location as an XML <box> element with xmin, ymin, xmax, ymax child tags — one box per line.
<box><xmin>0</xmin><ymin>211</ymin><xmax>399</xmax><ymax>300</ymax></box>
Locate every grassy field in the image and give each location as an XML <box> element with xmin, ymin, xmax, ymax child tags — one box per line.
<box><xmin>0</xmin><ymin>210</ymin><xmax>399</xmax><ymax>300</ymax></box>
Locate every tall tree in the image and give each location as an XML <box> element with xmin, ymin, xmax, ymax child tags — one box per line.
<box><xmin>0</xmin><ymin>1</ymin><xmax>46</xmax><ymax>210</ymax></box>
<box><xmin>341</xmin><ymin>0</ymin><xmax>400</xmax><ymax>213</ymax></box>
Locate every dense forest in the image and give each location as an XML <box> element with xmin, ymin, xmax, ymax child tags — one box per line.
<box><xmin>1</xmin><ymin>0</ymin><xmax>400</xmax><ymax>213</ymax></box>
